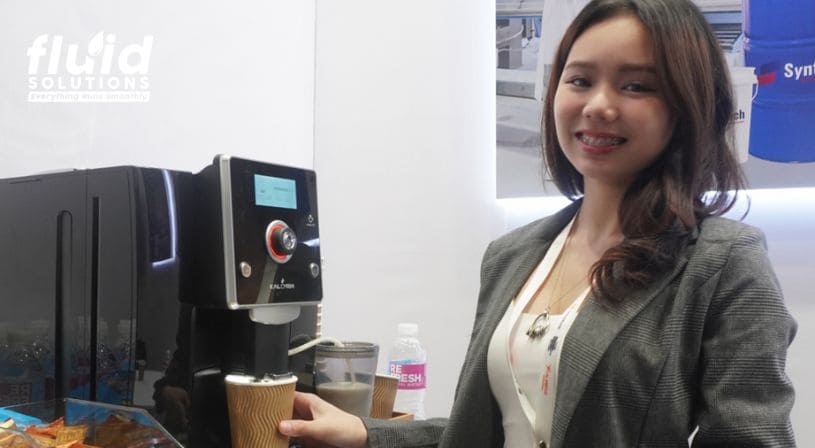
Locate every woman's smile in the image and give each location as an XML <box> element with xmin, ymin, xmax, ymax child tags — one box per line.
<box><xmin>576</xmin><ymin>131</ymin><xmax>627</xmax><ymax>154</ymax></box>
<box><xmin>554</xmin><ymin>14</ymin><xmax>675</xmax><ymax>189</ymax></box>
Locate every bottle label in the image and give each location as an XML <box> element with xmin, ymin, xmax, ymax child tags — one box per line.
<box><xmin>389</xmin><ymin>362</ymin><xmax>426</xmax><ymax>390</ymax></box>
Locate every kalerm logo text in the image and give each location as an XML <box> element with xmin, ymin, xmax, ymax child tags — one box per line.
<box><xmin>26</xmin><ymin>32</ymin><xmax>153</xmax><ymax>103</ymax></box>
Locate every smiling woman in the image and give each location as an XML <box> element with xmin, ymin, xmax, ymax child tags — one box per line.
<box><xmin>543</xmin><ymin>0</ymin><xmax>745</xmax><ymax>302</ymax></box>
<box><xmin>280</xmin><ymin>1</ymin><xmax>797</xmax><ymax>446</ymax></box>
<box><xmin>553</xmin><ymin>14</ymin><xmax>675</xmax><ymax>190</ymax></box>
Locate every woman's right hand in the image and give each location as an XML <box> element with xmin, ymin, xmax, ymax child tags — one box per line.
<box><xmin>279</xmin><ymin>392</ymin><xmax>368</xmax><ymax>448</ymax></box>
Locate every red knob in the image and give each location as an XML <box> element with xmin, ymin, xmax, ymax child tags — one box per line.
<box><xmin>265</xmin><ymin>220</ymin><xmax>297</xmax><ymax>263</ymax></box>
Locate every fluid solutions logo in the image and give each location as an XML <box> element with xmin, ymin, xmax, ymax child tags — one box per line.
<box><xmin>26</xmin><ymin>32</ymin><xmax>153</xmax><ymax>103</ymax></box>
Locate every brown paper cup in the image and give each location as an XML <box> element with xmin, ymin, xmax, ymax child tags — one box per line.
<box><xmin>225</xmin><ymin>374</ymin><xmax>298</xmax><ymax>448</ymax></box>
<box><xmin>370</xmin><ymin>373</ymin><xmax>399</xmax><ymax>419</ymax></box>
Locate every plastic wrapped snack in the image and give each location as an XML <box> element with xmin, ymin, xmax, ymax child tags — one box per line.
<box><xmin>0</xmin><ymin>399</ymin><xmax>181</xmax><ymax>448</ymax></box>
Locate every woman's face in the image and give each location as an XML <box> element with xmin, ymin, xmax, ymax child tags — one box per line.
<box><xmin>553</xmin><ymin>14</ymin><xmax>675</xmax><ymax>190</ymax></box>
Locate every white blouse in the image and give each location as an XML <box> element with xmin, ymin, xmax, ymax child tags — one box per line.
<box><xmin>487</xmin><ymin>219</ymin><xmax>589</xmax><ymax>447</ymax></box>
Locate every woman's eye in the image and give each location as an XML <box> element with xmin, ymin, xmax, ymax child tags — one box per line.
<box><xmin>622</xmin><ymin>82</ymin><xmax>655</xmax><ymax>93</ymax></box>
<box><xmin>565</xmin><ymin>77</ymin><xmax>590</xmax><ymax>88</ymax></box>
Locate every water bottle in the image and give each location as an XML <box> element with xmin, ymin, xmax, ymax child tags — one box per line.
<box><xmin>388</xmin><ymin>323</ymin><xmax>426</xmax><ymax>419</ymax></box>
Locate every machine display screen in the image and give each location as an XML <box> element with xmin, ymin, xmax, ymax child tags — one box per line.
<box><xmin>254</xmin><ymin>174</ymin><xmax>297</xmax><ymax>209</ymax></box>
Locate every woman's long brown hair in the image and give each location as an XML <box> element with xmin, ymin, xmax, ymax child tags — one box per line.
<box><xmin>542</xmin><ymin>0</ymin><xmax>746</xmax><ymax>301</ymax></box>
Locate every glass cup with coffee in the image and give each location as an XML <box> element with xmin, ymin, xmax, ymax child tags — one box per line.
<box><xmin>314</xmin><ymin>342</ymin><xmax>378</xmax><ymax>417</ymax></box>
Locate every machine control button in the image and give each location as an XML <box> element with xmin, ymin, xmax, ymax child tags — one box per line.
<box><xmin>276</xmin><ymin>227</ymin><xmax>297</xmax><ymax>253</ymax></box>
<box><xmin>265</xmin><ymin>220</ymin><xmax>297</xmax><ymax>263</ymax></box>
<box><xmin>239</xmin><ymin>262</ymin><xmax>252</xmax><ymax>278</ymax></box>
<box><xmin>309</xmin><ymin>262</ymin><xmax>320</xmax><ymax>278</ymax></box>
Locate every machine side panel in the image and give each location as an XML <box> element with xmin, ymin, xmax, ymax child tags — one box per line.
<box><xmin>0</xmin><ymin>172</ymin><xmax>89</xmax><ymax>405</ymax></box>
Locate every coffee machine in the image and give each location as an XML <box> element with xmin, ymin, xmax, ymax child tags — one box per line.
<box><xmin>0</xmin><ymin>155</ymin><xmax>322</xmax><ymax>446</ymax></box>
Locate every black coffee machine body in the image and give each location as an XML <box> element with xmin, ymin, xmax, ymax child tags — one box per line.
<box><xmin>0</xmin><ymin>155</ymin><xmax>322</xmax><ymax>446</ymax></box>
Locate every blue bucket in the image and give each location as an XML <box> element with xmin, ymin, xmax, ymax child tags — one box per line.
<box><xmin>743</xmin><ymin>0</ymin><xmax>815</xmax><ymax>163</ymax></box>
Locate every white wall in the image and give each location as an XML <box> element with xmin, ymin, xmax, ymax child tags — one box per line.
<box><xmin>743</xmin><ymin>189</ymin><xmax>815</xmax><ymax>447</ymax></box>
<box><xmin>313</xmin><ymin>0</ymin><xmax>503</xmax><ymax>418</ymax></box>
<box><xmin>0</xmin><ymin>0</ymin><xmax>315</xmax><ymax>174</ymax></box>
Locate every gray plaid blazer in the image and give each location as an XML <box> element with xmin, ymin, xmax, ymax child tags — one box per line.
<box><xmin>364</xmin><ymin>201</ymin><xmax>796</xmax><ymax>447</ymax></box>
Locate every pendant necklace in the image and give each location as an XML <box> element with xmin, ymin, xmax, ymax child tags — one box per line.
<box><xmin>525</xmin><ymin>284</ymin><xmax>585</xmax><ymax>339</ymax></box>
<box><xmin>526</xmin><ymin>231</ymin><xmax>587</xmax><ymax>340</ymax></box>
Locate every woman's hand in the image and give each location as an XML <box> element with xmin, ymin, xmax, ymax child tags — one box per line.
<box><xmin>279</xmin><ymin>392</ymin><xmax>368</xmax><ymax>448</ymax></box>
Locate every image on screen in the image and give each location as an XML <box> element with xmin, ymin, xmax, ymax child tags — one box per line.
<box><xmin>254</xmin><ymin>174</ymin><xmax>297</xmax><ymax>209</ymax></box>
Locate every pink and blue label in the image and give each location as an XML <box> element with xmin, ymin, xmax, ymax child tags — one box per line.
<box><xmin>389</xmin><ymin>362</ymin><xmax>426</xmax><ymax>390</ymax></box>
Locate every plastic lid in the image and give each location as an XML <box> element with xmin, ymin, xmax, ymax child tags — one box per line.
<box><xmin>224</xmin><ymin>373</ymin><xmax>298</xmax><ymax>386</ymax></box>
<box><xmin>315</xmin><ymin>341</ymin><xmax>379</xmax><ymax>358</ymax></box>
<box><xmin>397</xmin><ymin>323</ymin><xmax>419</xmax><ymax>336</ymax></box>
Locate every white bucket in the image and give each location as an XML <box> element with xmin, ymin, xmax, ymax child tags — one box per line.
<box><xmin>728</xmin><ymin>65</ymin><xmax>758</xmax><ymax>163</ymax></box>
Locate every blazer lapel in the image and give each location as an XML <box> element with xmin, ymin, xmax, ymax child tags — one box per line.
<box><xmin>549</xmin><ymin>248</ymin><xmax>691</xmax><ymax>448</ymax></box>
<box><xmin>481</xmin><ymin>202</ymin><xmax>583</xmax><ymax>333</ymax></box>
<box><xmin>442</xmin><ymin>203</ymin><xmax>581</xmax><ymax>447</ymax></box>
